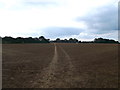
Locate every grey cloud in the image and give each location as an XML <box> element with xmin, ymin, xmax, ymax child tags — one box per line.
<box><xmin>76</xmin><ymin>5</ymin><xmax>118</xmax><ymax>34</ymax></box>
<box><xmin>41</xmin><ymin>27</ymin><xmax>83</xmax><ymax>38</ymax></box>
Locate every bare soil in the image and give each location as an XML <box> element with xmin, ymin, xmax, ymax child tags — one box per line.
<box><xmin>2</xmin><ymin>43</ymin><xmax>118</xmax><ymax>88</ymax></box>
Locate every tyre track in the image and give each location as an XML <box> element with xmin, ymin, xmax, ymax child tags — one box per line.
<box><xmin>58</xmin><ymin>45</ymin><xmax>75</xmax><ymax>87</ymax></box>
<box><xmin>31</xmin><ymin>43</ymin><xmax>75</xmax><ymax>88</ymax></box>
<box><xmin>59</xmin><ymin>45</ymin><xmax>75</xmax><ymax>72</ymax></box>
<box><xmin>32</xmin><ymin>43</ymin><xmax>58</xmax><ymax>88</ymax></box>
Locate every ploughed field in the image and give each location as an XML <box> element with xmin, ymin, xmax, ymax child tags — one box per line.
<box><xmin>2</xmin><ymin>43</ymin><xmax>118</xmax><ymax>88</ymax></box>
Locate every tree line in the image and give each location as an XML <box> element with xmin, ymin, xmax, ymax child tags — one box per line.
<box><xmin>2</xmin><ymin>36</ymin><xmax>49</xmax><ymax>44</ymax></box>
<box><xmin>1</xmin><ymin>36</ymin><xmax>119</xmax><ymax>44</ymax></box>
<box><xmin>52</xmin><ymin>37</ymin><xmax>119</xmax><ymax>44</ymax></box>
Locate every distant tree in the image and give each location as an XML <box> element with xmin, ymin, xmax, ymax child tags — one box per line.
<box><xmin>69</xmin><ymin>38</ymin><xmax>78</xmax><ymax>43</ymax></box>
<box><xmin>2</xmin><ymin>36</ymin><xmax>15</xmax><ymax>44</ymax></box>
<box><xmin>39</xmin><ymin>36</ymin><xmax>45</xmax><ymax>39</ymax></box>
<box><xmin>73</xmin><ymin>38</ymin><xmax>78</xmax><ymax>43</ymax></box>
<box><xmin>64</xmin><ymin>39</ymin><xmax>68</xmax><ymax>43</ymax></box>
<box><xmin>15</xmin><ymin>37</ymin><xmax>24</xmax><ymax>43</ymax></box>
<box><xmin>39</xmin><ymin>36</ymin><xmax>50</xmax><ymax>43</ymax></box>
<box><xmin>69</xmin><ymin>38</ymin><xmax>73</xmax><ymax>43</ymax></box>
<box><xmin>64</xmin><ymin>39</ymin><xmax>67</xmax><ymax>41</ymax></box>
<box><xmin>94</xmin><ymin>38</ymin><xmax>119</xmax><ymax>43</ymax></box>
<box><xmin>56</xmin><ymin>38</ymin><xmax>60</xmax><ymax>42</ymax></box>
<box><xmin>79</xmin><ymin>41</ymin><xmax>81</xmax><ymax>43</ymax></box>
<box><xmin>47</xmin><ymin>39</ymin><xmax>50</xmax><ymax>41</ymax></box>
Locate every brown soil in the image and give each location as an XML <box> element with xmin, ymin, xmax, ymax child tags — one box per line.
<box><xmin>2</xmin><ymin>43</ymin><xmax>119</xmax><ymax>88</ymax></box>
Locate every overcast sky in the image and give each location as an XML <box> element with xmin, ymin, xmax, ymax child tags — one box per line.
<box><xmin>0</xmin><ymin>0</ymin><xmax>119</xmax><ymax>41</ymax></box>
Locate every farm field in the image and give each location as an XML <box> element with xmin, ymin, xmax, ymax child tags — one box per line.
<box><xmin>2</xmin><ymin>43</ymin><xmax>118</xmax><ymax>88</ymax></box>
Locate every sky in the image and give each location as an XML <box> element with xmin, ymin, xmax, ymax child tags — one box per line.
<box><xmin>0</xmin><ymin>0</ymin><xmax>119</xmax><ymax>41</ymax></box>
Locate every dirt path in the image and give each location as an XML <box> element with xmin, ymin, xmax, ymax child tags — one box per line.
<box><xmin>59</xmin><ymin>45</ymin><xmax>75</xmax><ymax>73</ymax></box>
<box><xmin>39</xmin><ymin>43</ymin><xmax>58</xmax><ymax>88</ymax></box>
<box><xmin>31</xmin><ymin>43</ymin><xmax>58</xmax><ymax>88</ymax></box>
<box><xmin>31</xmin><ymin>43</ymin><xmax>76</xmax><ymax>88</ymax></box>
<box><xmin>56</xmin><ymin>45</ymin><xmax>76</xmax><ymax>87</ymax></box>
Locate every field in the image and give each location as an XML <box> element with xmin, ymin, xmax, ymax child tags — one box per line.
<box><xmin>2</xmin><ymin>43</ymin><xmax>118</xmax><ymax>88</ymax></box>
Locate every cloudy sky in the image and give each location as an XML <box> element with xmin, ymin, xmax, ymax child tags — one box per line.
<box><xmin>0</xmin><ymin>0</ymin><xmax>119</xmax><ymax>41</ymax></box>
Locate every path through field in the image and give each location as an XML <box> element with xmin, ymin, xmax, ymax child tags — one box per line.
<box><xmin>32</xmin><ymin>43</ymin><xmax>58</xmax><ymax>88</ymax></box>
<box><xmin>2</xmin><ymin>43</ymin><xmax>118</xmax><ymax>88</ymax></box>
<box><xmin>31</xmin><ymin>43</ymin><xmax>76</xmax><ymax>88</ymax></box>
